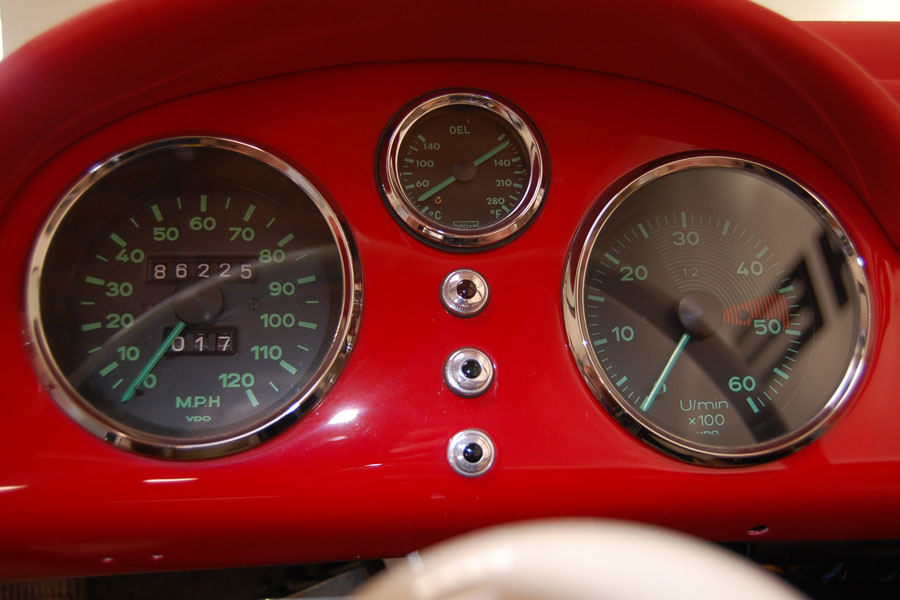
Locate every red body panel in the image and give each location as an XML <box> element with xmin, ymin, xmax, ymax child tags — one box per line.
<box><xmin>1</xmin><ymin>0</ymin><xmax>899</xmax><ymax>580</ymax></box>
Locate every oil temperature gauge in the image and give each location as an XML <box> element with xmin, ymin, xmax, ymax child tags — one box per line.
<box><xmin>378</xmin><ymin>90</ymin><xmax>548</xmax><ymax>249</ymax></box>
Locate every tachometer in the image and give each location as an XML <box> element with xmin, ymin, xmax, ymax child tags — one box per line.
<box><xmin>378</xmin><ymin>90</ymin><xmax>548</xmax><ymax>249</ymax></box>
<box><xmin>27</xmin><ymin>137</ymin><xmax>361</xmax><ymax>459</ymax></box>
<box><xmin>564</xmin><ymin>156</ymin><xmax>869</xmax><ymax>465</ymax></box>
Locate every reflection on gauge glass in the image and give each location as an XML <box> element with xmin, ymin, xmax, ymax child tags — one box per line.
<box><xmin>27</xmin><ymin>137</ymin><xmax>361</xmax><ymax>460</ymax></box>
<box><xmin>564</xmin><ymin>156</ymin><xmax>869</xmax><ymax>465</ymax></box>
<box><xmin>378</xmin><ymin>90</ymin><xmax>548</xmax><ymax>249</ymax></box>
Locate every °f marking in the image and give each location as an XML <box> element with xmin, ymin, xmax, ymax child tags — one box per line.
<box><xmin>604</xmin><ymin>253</ymin><xmax>620</xmax><ymax>266</ymax></box>
<box><xmin>200</xmin><ymin>195</ymin><xmax>208</xmax><ymax>212</ymax></box>
<box><xmin>246</xmin><ymin>389</ymin><xmax>259</xmax><ymax>407</ymax></box>
<box><xmin>638</xmin><ymin>224</ymin><xmax>649</xmax><ymax>239</ymax></box>
<box><xmin>110</xmin><ymin>233</ymin><xmax>127</xmax><ymax>248</ymax></box>
<box><xmin>151</xmin><ymin>204</ymin><xmax>163</xmax><ymax>222</ymax></box>
<box><xmin>756</xmin><ymin>246</ymin><xmax>769</xmax><ymax>259</ymax></box>
<box><xmin>773</xmin><ymin>367</ymin><xmax>790</xmax><ymax>380</ymax></box>
<box><xmin>243</xmin><ymin>204</ymin><xmax>256</xmax><ymax>222</ymax></box>
<box><xmin>297</xmin><ymin>275</ymin><xmax>316</xmax><ymax>285</ymax></box>
<box><xmin>85</xmin><ymin>276</ymin><xmax>105</xmax><ymax>286</ymax></box>
<box><xmin>587</xmin><ymin>294</ymin><xmax>605</xmax><ymax>303</ymax></box>
<box><xmin>681</xmin><ymin>212</ymin><xmax>688</xmax><ymax>228</ymax></box>
<box><xmin>277</xmin><ymin>233</ymin><xmax>295</xmax><ymax>248</ymax></box>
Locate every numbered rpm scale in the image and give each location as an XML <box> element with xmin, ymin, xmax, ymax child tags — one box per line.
<box><xmin>26</xmin><ymin>138</ymin><xmax>361</xmax><ymax>459</ymax></box>
<box><xmin>564</xmin><ymin>156</ymin><xmax>869</xmax><ymax>465</ymax></box>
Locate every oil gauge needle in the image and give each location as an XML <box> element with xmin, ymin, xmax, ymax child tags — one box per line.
<box><xmin>640</xmin><ymin>332</ymin><xmax>691</xmax><ymax>412</ymax></box>
<box><xmin>416</xmin><ymin>139</ymin><xmax>511</xmax><ymax>203</ymax></box>
<box><xmin>121</xmin><ymin>320</ymin><xmax>186</xmax><ymax>403</ymax></box>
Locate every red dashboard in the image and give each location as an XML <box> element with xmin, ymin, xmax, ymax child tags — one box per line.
<box><xmin>1</xmin><ymin>0</ymin><xmax>900</xmax><ymax>582</ymax></box>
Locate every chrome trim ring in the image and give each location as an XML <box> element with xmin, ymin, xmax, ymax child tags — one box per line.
<box><xmin>447</xmin><ymin>429</ymin><xmax>496</xmax><ymax>477</ymax></box>
<box><xmin>25</xmin><ymin>137</ymin><xmax>363</xmax><ymax>460</ymax></box>
<box><xmin>378</xmin><ymin>90</ymin><xmax>548</xmax><ymax>250</ymax></box>
<box><xmin>444</xmin><ymin>348</ymin><xmax>495</xmax><ymax>398</ymax></box>
<box><xmin>440</xmin><ymin>269</ymin><xmax>490</xmax><ymax>318</ymax></box>
<box><xmin>563</xmin><ymin>155</ymin><xmax>870</xmax><ymax>466</ymax></box>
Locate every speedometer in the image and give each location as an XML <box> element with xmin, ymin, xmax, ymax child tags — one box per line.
<box><xmin>26</xmin><ymin>138</ymin><xmax>361</xmax><ymax>459</ymax></box>
<box><xmin>564</xmin><ymin>156</ymin><xmax>869</xmax><ymax>465</ymax></box>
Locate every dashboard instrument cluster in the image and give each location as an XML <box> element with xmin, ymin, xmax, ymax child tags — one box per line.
<box><xmin>1</xmin><ymin>0</ymin><xmax>900</xmax><ymax>582</ymax></box>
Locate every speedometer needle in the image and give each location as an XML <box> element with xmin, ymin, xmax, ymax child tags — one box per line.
<box><xmin>640</xmin><ymin>332</ymin><xmax>691</xmax><ymax>412</ymax></box>
<box><xmin>121</xmin><ymin>320</ymin><xmax>186</xmax><ymax>403</ymax></box>
<box><xmin>416</xmin><ymin>139</ymin><xmax>511</xmax><ymax>203</ymax></box>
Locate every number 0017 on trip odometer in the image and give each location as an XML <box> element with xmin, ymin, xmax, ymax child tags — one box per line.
<box><xmin>27</xmin><ymin>138</ymin><xmax>361</xmax><ymax>459</ymax></box>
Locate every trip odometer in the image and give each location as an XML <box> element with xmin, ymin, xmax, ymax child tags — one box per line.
<box><xmin>27</xmin><ymin>138</ymin><xmax>361</xmax><ymax>459</ymax></box>
<box><xmin>564</xmin><ymin>156</ymin><xmax>869</xmax><ymax>465</ymax></box>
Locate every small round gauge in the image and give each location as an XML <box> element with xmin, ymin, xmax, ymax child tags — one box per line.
<box><xmin>378</xmin><ymin>90</ymin><xmax>548</xmax><ymax>249</ymax></box>
<box><xmin>26</xmin><ymin>137</ymin><xmax>361</xmax><ymax>459</ymax></box>
<box><xmin>564</xmin><ymin>156</ymin><xmax>869</xmax><ymax>465</ymax></box>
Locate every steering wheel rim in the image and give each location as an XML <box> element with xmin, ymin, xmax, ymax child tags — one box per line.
<box><xmin>360</xmin><ymin>519</ymin><xmax>806</xmax><ymax>600</ymax></box>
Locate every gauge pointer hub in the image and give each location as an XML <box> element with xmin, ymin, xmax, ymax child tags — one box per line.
<box><xmin>173</xmin><ymin>279</ymin><xmax>225</xmax><ymax>325</ymax></box>
<box><xmin>677</xmin><ymin>290</ymin><xmax>724</xmax><ymax>338</ymax></box>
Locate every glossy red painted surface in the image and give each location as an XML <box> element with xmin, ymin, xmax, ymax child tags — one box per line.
<box><xmin>1</xmin><ymin>0</ymin><xmax>900</xmax><ymax>581</ymax></box>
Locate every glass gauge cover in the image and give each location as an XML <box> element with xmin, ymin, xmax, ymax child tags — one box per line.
<box><xmin>564</xmin><ymin>156</ymin><xmax>869</xmax><ymax>465</ymax></box>
<box><xmin>378</xmin><ymin>90</ymin><xmax>548</xmax><ymax>249</ymax></box>
<box><xmin>26</xmin><ymin>138</ymin><xmax>361</xmax><ymax>460</ymax></box>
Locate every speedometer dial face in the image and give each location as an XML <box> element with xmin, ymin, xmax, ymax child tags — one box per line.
<box><xmin>564</xmin><ymin>156</ymin><xmax>869</xmax><ymax>465</ymax></box>
<box><xmin>379</xmin><ymin>90</ymin><xmax>548</xmax><ymax>249</ymax></box>
<box><xmin>27</xmin><ymin>138</ymin><xmax>361</xmax><ymax>459</ymax></box>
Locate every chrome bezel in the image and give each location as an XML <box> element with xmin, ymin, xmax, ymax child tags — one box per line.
<box><xmin>25</xmin><ymin>137</ymin><xmax>363</xmax><ymax>460</ymax></box>
<box><xmin>447</xmin><ymin>429</ymin><xmax>496</xmax><ymax>477</ymax></box>
<box><xmin>563</xmin><ymin>155</ymin><xmax>871</xmax><ymax>466</ymax></box>
<box><xmin>378</xmin><ymin>90</ymin><xmax>548</xmax><ymax>249</ymax></box>
<box><xmin>440</xmin><ymin>269</ymin><xmax>490</xmax><ymax>318</ymax></box>
<box><xmin>443</xmin><ymin>347</ymin><xmax>495</xmax><ymax>398</ymax></box>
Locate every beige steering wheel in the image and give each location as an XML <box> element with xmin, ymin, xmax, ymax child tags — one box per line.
<box><xmin>360</xmin><ymin>520</ymin><xmax>805</xmax><ymax>600</ymax></box>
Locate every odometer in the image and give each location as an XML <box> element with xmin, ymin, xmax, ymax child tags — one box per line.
<box><xmin>564</xmin><ymin>156</ymin><xmax>869</xmax><ymax>465</ymax></box>
<box><xmin>27</xmin><ymin>138</ymin><xmax>361</xmax><ymax>459</ymax></box>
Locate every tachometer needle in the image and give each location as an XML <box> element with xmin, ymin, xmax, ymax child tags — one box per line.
<box><xmin>121</xmin><ymin>320</ymin><xmax>186</xmax><ymax>403</ymax></box>
<box><xmin>640</xmin><ymin>332</ymin><xmax>691</xmax><ymax>412</ymax></box>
